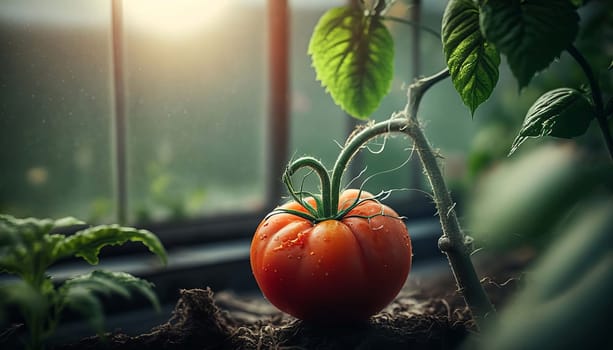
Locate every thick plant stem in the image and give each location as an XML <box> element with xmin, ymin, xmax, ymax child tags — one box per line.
<box><xmin>405</xmin><ymin>69</ymin><xmax>495</xmax><ymax>328</ymax></box>
<box><xmin>567</xmin><ymin>45</ymin><xmax>613</xmax><ymax>160</ymax></box>
<box><xmin>330</xmin><ymin>69</ymin><xmax>495</xmax><ymax>329</ymax></box>
<box><xmin>404</xmin><ymin>118</ymin><xmax>495</xmax><ymax>328</ymax></box>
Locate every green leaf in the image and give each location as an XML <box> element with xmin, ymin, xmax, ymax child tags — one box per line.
<box><xmin>61</xmin><ymin>270</ymin><xmax>160</xmax><ymax>312</ymax></box>
<box><xmin>308</xmin><ymin>6</ymin><xmax>394</xmax><ymax>119</ymax></box>
<box><xmin>52</xmin><ymin>217</ymin><xmax>86</xmax><ymax>230</ymax></box>
<box><xmin>0</xmin><ymin>280</ymin><xmax>49</xmax><ymax>325</ymax></box>
<box><xmin>61</xmin><ymin>285</ymin><xmax>105</xmax><ymax>333</ymax></box>
<box><xmin>0</xmin><ymin>214</ymin><xmax>54</xmax><ymax>244</ymax></box>
<box><xmin>0</xmin><ymin>214</ymin><xmax>64</xmax><ymax>277</ymax></box>
<box><xmin>59</xmin><ymin>270</ymin><xmax>161</xmax><ymax>333</ymax></box>
<box><xmin>509</xmin><ymin>88</ymin><xmax>595</xmax><ymax>155</ymax></box>
<box><xmin>442</xmin><ymin>0</ymin><xmax>500</xmax><ymax>115</ymax></box>
<box><xmin>54</xmin><ymin>225</ymin><xmax>167</xmax><ymax>266</ymax></box>
<box><xmin>0</xmin><ymin>215</ymin><xmax>82</xmax><ymax>246</ymax></box>
<box><xmin>480</xmin><ymin>0</ymin><xmax>579</xmax><ymax>88</ymax></box>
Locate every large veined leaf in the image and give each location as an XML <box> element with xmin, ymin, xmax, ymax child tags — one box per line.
<box><xmin>480</xmin><ymin>0</ymin><xmax>579</xmax><ymax>88</ymax></box>
<box><xmin>308</xmin><ymin>6</ymin><xmax>394</xmax><ymax>119</ymax></box>
<box><xmin>442</xmin><ymin>0</ymin><xmax>500</xmax><ymax>115</ymax></box>
<box><xmin>53</xmin><ymin>225</ymin><xmax>167</xmax><ymax>266</ymax></box>
<box><xmin>509</xmin><ymin>88</ymin><xmax>594</xmax><ymax>155</ymax></box>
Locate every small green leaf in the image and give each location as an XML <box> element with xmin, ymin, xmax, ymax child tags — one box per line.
<box><xmin>62</xmin><ymin>286</ymin><xmax>105</xmax><ymax>333</ymax></box>
<box><xmin>59</xmin><ymin>270</ymin><xmax>161</xmax><ymax>333</ymax></box>
<box><xmin>308</xmin><ymin>6</ymin><xmax>394</xmax><ymax>119</ymax></box>
<box><xmin>0</xmin><ymin>214</ymin><xmax>63</xmax><ymax>277</ymax></box>
<box><xmin>54</xmin><ymin>225</ymin><xmax>167</xmax><ymax>266</ymax></box>
<box><xmin>509</xmin><ymin>88</ymin><xmax>595</xmax><ymax>155</ymax></box>
<box><xmin>63</xmin><ymin>271</ymin><xmax>130</xmax><ymax>299</ymax></box>
<box><xmin>0</xmin><ymin>280</ymin><xmax>48</xmax><ymax>324</ymax></box>
<box><xmin>52</xmin><ymin>217</ymin><xmax>86</xmax><ymax>230</ymax></box>
<box><xmin>0</xmin><ymin>214</ymin><xmax>82</xmax><ymax>246</ymax></box>
<box><xmin>0</xmin><ymin>214</ymin><xmax>54</xmax><ymax>243</ymax></box>
<box><xmin>480</xmin><ymin>0</ymin><xmax>579</xmax><ymax>88</ymax></box>
<box><xmin>442</xmin><ymin>0</ymin><xmax>500</xmax><ymax>115</ymax></box>
<box><xmin>61</xmin><ymin>270</ymin><xmax>160</xmax><ymax>312</ymax></box>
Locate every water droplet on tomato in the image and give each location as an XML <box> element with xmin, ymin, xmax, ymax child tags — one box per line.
<box><xmin>273</xmin><ymin>269</ymin><xmax>278</xmax><ymax>273</ymax></box>
<box><xmin>287</xmin><ymin>254</ymin><xmax>293</xmax><ymax>259</ymax></box>
<box><xmin>324</xmin><ymin>272</ymin><xmax>329</xmax><ymax>277</ymax></box>
<box><xmin>310</xmin><ymin>251</ymin><xmax>315</xmax><ymax>256</ymax></box>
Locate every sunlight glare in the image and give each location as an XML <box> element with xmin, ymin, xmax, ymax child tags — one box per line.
<box><xmin>123</xmin><ymin>0</ymin><xmax>230</xmax><ymax>38</ymax></box>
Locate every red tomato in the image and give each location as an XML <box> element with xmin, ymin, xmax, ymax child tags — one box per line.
<box><xmin>250</xmin><ymin>189</ymin><xmax>412</xmax><ymax>322</ymax></box>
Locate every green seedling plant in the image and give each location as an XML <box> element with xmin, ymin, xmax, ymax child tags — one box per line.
<box><xmin>0</xmin><ymin>214</ymin><xmax>167</xmax><ymax>350</ymax></box>
<box><xmin>283</xmin><ymin>0</ymin><xmax>613</xmax><ymax>330</ymax></box>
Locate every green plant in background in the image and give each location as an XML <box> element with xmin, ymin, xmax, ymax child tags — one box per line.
<box><xmin>134</xmin><ymin>162</ymin><xmax>208</xmax><ymax>224</ymax></box>
<box><xmin>304</xmin><ymin>0</ymin><xmax>611</xmax><ymax>342</ymax></box>
<box><xmin>466</xmin><ymin>145</ymin><xmax>612</xmax><ymax>349</ymax></box>
<box><xmin>0</xmin><ymin>214</ymin><xmax>167</xmax><ymax>350</ymax></box>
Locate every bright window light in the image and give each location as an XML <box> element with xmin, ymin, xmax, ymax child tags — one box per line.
<box><xmin>123</xmin><ymin>0</ymin><xmax>231</xmax><ymax>38</ymax></box>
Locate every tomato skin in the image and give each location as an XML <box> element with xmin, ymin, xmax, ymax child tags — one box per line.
<box><xmin>250</xmin><ymin>189</ymin><xmax>412</xmax><ymax>322</ymax></box>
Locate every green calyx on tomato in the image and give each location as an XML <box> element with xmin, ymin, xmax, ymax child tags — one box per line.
<box><xmin>272</xmin><ymin>156</ymin><xmax>399</xmax><ymax>224</ymax></box>
<box><xmin>250</xmin><ymin>149</ymin><xmax>412</xmax><ymax>322</ymax></box>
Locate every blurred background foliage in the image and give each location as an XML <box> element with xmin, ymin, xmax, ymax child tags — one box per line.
<box><xmin>462</xmin><ymin>2</ymin><xmax>612</xmax><ymax>348</ymax></box>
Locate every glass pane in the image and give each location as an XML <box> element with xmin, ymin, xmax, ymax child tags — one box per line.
<box><xmin>0</xmin><ymin>0</ymin><xmax>114</xmax><ymax>222</ymax></box>
<box><xmin>288</xmin><ymin>0</ymin><xmax>347</xmax><ymax>195</ymax></box>
<box><xmin>122</xmin><ymin>0</ymin><xmax>268</xmax><ymax>223</ymax></box>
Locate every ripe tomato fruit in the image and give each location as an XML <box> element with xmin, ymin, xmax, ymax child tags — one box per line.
<box><xmin>250</xmin><ymin>189</ymin><xmax>412</xmax><ymax>322</ymax></box>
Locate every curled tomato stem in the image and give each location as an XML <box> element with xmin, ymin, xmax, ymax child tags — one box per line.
<box><xmin>283</xmin><ymin>156</ymin><xmax>332</xmax><ymax>217</ymax></box>
<box><xmin>330</xmin><ymin>119</ymin><xmax>410</xmax><ymax>212</ymax></box>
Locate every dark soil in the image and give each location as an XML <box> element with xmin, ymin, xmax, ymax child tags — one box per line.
<box><xmin>50</xmin><ymin>251</ymin><xmax>529</xmax><ymax>350</ymax></box>
<box><xmin>0</xmin><ymin>251</ymin><xmax>528</xmax><ymax>350</ymax></box>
